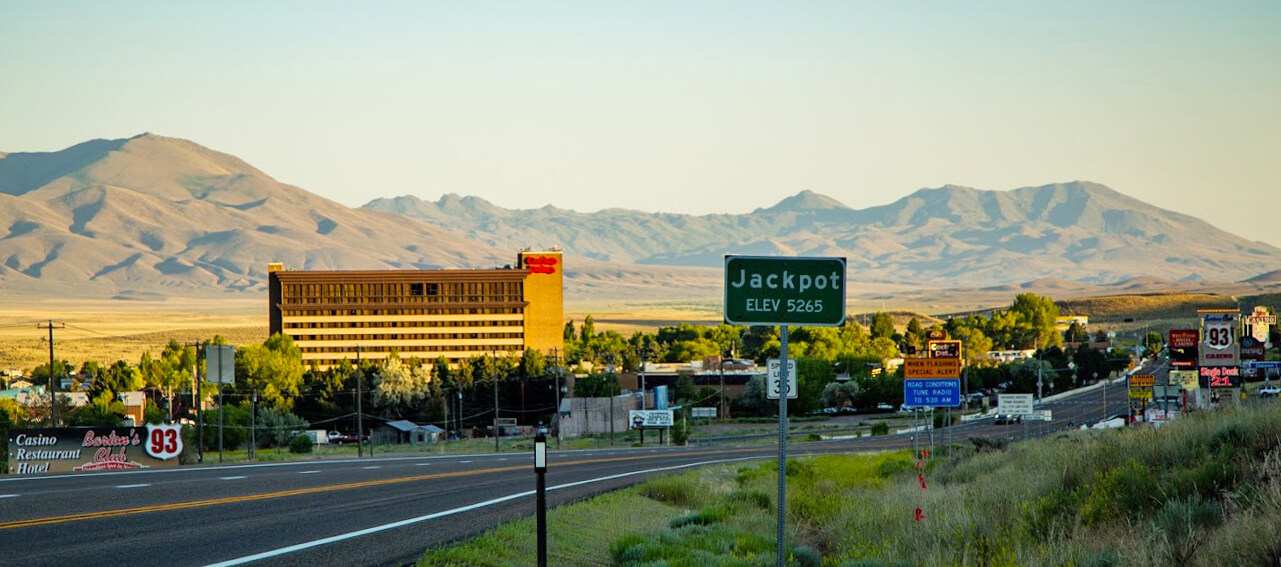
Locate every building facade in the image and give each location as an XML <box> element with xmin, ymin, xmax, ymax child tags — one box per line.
<box><xmin>268</xmin><ymin>250</ymin><xmax>563</xmax><ymax>370</ymax></box>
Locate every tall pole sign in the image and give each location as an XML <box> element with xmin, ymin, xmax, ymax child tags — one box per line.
<box><xmin>1198</xmin><ymin>308</ymin><xmax>1241</xmax><ymax>391</ymax></box>
<box><xmin>724</xmin><ymin>255</ymin><xmax>845</xmax><ymax>567</ymax></box>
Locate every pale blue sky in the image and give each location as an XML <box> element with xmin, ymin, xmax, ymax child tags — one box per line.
<box><xmin>3</xmin><ymin>1</ymin><xmax>1279</xmax><ymax>244</ymax></box>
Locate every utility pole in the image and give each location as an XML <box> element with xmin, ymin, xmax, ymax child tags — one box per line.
<box><xmin>193</xmin><ymin>341</ymin><xmax>204</xmax><ymax>463</ymax></box>
<box><xmin>551</xmin><ymin>348</ymin><xmax>562</xmax><ymax>449</ymax></box>
<box><xmin>355</xmin><ymin>345</ymin><xmax>364</xmax><ymax>458</ymax></box>
<box><xmin>37</xmin><ymin>320</ymin><xmax>65</xmax><ymax>427</ymax></box>
<box><xmin>250</xmin><ymin>389</ymin><xmax>258</xmax><ymax>461</ymax></box>
<box><xmin>492</xmin><ymin>352</ymin><xmax>501</xmax><ymax>453</ymax></box>
<box><xmin>639</xmin><ymin>347</ymin><xmax>650</xmax><ymax>409</ymax></box>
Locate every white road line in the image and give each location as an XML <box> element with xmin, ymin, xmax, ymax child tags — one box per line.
<box><xmin>115</xmin><ymin>484</ymin><xmax>150</xmax><ymax>489</ymax></box>
<box><xmin>496</xmin><ymin>458</ymin><xmax>507</xmax><ymax>461</ymax></box>
<box><xmin>415</xmin><ymin>463</ymin><xmax>432</xmax><ymax>466</ymax></box>
<box><xmin>361</xmin><ymin>466</ymin><xmax>380</xmax><ymax>470</ymax></box>
<box><xmin>202</xmin><ymin>456</ymin><xmax>762</xmax><ymax>567</ymax></box>
<box><xmin>219</xmin><ymin>476</ymin><xmax>248</xmax><ymax>481</ymax></box>
<box><xmin>298</xmin><ymin>471</ymin><xmax>320</xmax><ymax>475</ymax></box>
<box><xmin>458</xmin><ymin>460</ymin><xmax>472</xmax><ymax>464</ymax></box>
<box><xmin>0</xmin><ymin>494</ymin><xmax>18</xmax><ymax>499</ymax></box>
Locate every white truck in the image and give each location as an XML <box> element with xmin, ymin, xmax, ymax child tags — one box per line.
<box><xmin>303</xmin><ymin>430</ymin><xmax>329</xmax><ymax>445</ymax></box>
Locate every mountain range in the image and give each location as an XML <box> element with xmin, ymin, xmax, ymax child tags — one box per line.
<box><xmin>2</xmin><ymin>134</ymin><xmax>1279</xmax><ymax>303</ymax></box>
<box><xmin>365</xmin><ymin>182</ymin><xmax>1281</xmax><ymax>286</ymax></box>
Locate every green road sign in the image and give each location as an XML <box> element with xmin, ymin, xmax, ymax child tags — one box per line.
<box><xmin>724</xmin><ymin>256</ymin><xmax>846</xmax><ymax>326</ymax></box>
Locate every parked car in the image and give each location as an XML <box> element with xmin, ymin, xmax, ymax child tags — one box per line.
<box><xmin>328</xmin><ymin>432</ymin><xmax>369</xmax><ymax>445</ymax></box>
<box><xmin>1258</xmin><ymin>386</ymin><xmax>1281</xmax><ymax>397</ymax></box>
<box><xmin>875</xmin><ymin>403</ymin><xmax>894</xmax><ymax>411</ymax></box>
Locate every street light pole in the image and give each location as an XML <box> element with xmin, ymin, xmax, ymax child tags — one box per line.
<box><xmin>493</xmin><ymin>352</ymin><xmax>501</xmax><ymax>452</ymax></box>
<box><xmin>639</xmin><ymin>347</ymin><xmax>650</xmax><ymax>410</ymax></box>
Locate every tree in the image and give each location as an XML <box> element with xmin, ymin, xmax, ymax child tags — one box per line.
<box><xmin>63</xmin><ymin>392</ymin><xmax>126</xmax><ymax>427</ymax></box>
<box><xmin>371</xmin><ymin>356</ymin><xmax>432</xmax><ymax>418</ymax></box>
<box><xmin>821</xmin><ymin>381</ymin><xmax>860</xmax><ymax>409</ymax></box>
<box><xmin>574</xmin><ymin>373</ymin><xmax>620</xmax><ymax>397</ymax></box>
<box><xmin>580</xmin><ymin>315</ymin><xmax>596</xmax><ymax>343</ymax></box>
<box><xmin>254</xmin><ymin>407</ymin><xmax>308</xmax><ymax>448</ymax></box>
<box><xmin>159</xmin><ymin>340</ymin><xmax>196</xmax><ymax>420</ymax></box>
<box><xmin>1094</xmin><ymin>329</ymin><xmax>1110</xmax><ymax>343</ymax></box>
<box><xmin>1065</xmin><ymin>321</ymin><xmax>1088</xmax><ymax>343</ymax></box>
<box><xmin>236</xmin><ymin>333</ymin><xmax>304</xmax><ymax>410</ymax></box>
<box><xmin>905</xmin><ymin>318</ymin><xmax>923</xmax><ymax>351</ymax></box>
<box><xmin>793</xmin><ymin>358</ymin><xmax>833</xmax><ymax>415</ymax></box>
<box><xmin>869</xmin><ymin>337</ymin><xmax>901</xmax><ymax>362</ymax></box>
<box><xmin>1010</xmin><ymin>293</ymin><xmax>1062</xmax><ymax>348</ymax></box>
<box><xmin>950</xmin><ymin>326</ymin><xmax>993</xmax><ymax>366</ymax></box>
<box><xmin>519</xmin><ymin>349</ymin><xmax>547</xmax><ymax>379</ymax></box>
<box><xmin>870</xmin><ymin>313</ymin><xmax>895</xmax><ymax>340</ymax></box>
<box><xmin>1144</xmin><ymin>331</ymin><xmax>1165</xmax><ymax>357</ymax></box>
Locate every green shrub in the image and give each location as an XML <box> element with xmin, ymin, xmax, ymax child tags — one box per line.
<box><xmin>289</xmin><ymin>434</ymin><xmax>314</xmax><ymax>454</ymax></box>
<box><xmin>640</xmin><ymin>476</ymin><xmax>699</xmax><ymax>507</ymax></box>
<box><xmin>1150</xmin><ymin>495</ymin><xmax>1223</xmax><ymax>566</ymax></box>
<box><xmin>870</xmin><ymin>422</ymin><xmax>889</xmax><ymax>436</ymax></box>
<box><xmin>791</xmin><ymin>545</ymin><xmax>822</xmax><ymax>567</ymax></box>
<box><xmin>728</xmin><ymin>489</ymin><xmax>771</xmax><ymax>509</ymax></box>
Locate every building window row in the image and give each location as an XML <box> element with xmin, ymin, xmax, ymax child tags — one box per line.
<box><xmin>283</xmin><ymin>319</ymin><xmax>522</xmax><ymax>330</ymax></box>
<box><xmin>281</xmin><ymin>307</ymin><xmax>524</xmax><ymax>317</ymax></box>
<box><xmin>290</xmin><ymin>332</ymin><xmax>525</xmax><ymax>342</ymax></box>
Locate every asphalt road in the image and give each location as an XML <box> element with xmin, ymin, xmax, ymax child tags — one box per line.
<box><xmin>0</xmin><ymin>370</ymin><xmax>1147</xmax><ymax>567</ymax></box>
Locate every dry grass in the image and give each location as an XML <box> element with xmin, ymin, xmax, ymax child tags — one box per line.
<box><xmin>1057</xmin><ymin>293</ymin><xmax>1238</xmax><ymax>322</ymax></box>
<box><xmin>0</xmin><ymin>299</ymin><xmax>263</xmax><ymax>371</ymax></box>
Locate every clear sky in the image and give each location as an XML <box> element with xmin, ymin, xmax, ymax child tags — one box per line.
<box><xmin>3</xmin><ymin>1</ymin><xmax>1279</xmax><ymax>244</ymax></box>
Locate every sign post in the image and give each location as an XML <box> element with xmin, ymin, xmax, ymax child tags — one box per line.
<box><xmin>534</xmin><ymin>425</ymin><xmax>548</xmax><ymax>567</ymax></box>
<box><xmin>724</xmin><ymin>255</ymin><xmax>845</xmax><ymax>567</ymax></box>
<box><xmin>205</xmin><ymin>344</ymin><xmax>235</xmax><ymax>463</ymax></box>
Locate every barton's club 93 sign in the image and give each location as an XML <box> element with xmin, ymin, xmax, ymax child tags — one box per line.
<box><xmin>7</xmin><ymin>424</ymin><xmax>183</xmax><ymax>476</ymax></box>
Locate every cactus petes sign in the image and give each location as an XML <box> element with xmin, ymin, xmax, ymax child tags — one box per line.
<box><xmin>724</xmin><ymin>256</ymin><xmax>846</xmax><ymax>326</ymax></box>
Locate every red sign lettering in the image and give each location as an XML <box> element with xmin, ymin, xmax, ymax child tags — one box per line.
<box><xmin>524</xmin><ymin>256</ymin><xmax>558</xmax><ymax>274</ymax></box>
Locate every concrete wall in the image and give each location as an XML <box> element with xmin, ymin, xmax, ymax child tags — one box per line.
<box><xmin>559</xmin><ymin>394</ymin><xmax>643</xmax><ymax>438</ymax></box>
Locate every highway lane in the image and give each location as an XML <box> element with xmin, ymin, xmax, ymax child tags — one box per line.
<box><xmin>0</xmin><ymin>375</ymin><xmax>1148</xmax><ymax>567</ymax></box>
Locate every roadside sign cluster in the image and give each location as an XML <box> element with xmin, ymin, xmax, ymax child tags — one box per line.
<box><xmin>903</xmin><ymin>333</ymin><xmax>962</xmax><ymax>408</ymax></box>
<box><xmin>723</xmin><ymin>255</ymin><xmax>848</xmax><ymax>567</ymax></box>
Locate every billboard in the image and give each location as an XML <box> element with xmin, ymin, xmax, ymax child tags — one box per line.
<box><xmin>7</xmin><ymin>425</ymin><xmax>183</xmax><ymax>476</ymax></box>
<box><xmin>927</xmin><ymin>340</ymin><xmax>962</xmax><ymax>359</ymax></box>
<box><xmin>997</xmin><ymin>394</ymin><xmax>1033</xmax><ymax>416</ymax></box>
<box><xmin>1199</xmin><ymin>366</ymin><xmax>1241</xmax><ymax>389</ymax></box>
<box><xmin>1198</xmin><ymin>310</ymin><xmax>1240</xmax><ymax>367</ymax></box>
<box><xmin>1168</xmin><ymin>329</ymin><xmax>1198</xmax><ymax>369</ymax></box>
<box><xmin>629</xmin><ymin>410</ymin><xmax>674</xmax><ymax>429</ymax></box>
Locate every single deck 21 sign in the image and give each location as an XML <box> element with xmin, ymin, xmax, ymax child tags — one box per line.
<box><xmin>724</xmin><ymin>256</ymin><xmax>846</xmax><ymax>326</ymax></box>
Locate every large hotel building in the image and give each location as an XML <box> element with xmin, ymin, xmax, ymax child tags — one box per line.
<box><xmin>268</xmin><ymin>250</ymin><xmax>563</xmax><ymax>370</ymax></box>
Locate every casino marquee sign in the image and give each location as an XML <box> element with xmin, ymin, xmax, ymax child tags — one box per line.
<box><xmin>7</xmin><ymin>425</ymin><xmax>183</xmax><ymax>476</ymax></box>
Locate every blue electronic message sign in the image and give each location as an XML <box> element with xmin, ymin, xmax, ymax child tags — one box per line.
<box><xmin>903</xmin><ymin>379</ymin><xmax>961</xmax><ymax>408</ymax></box>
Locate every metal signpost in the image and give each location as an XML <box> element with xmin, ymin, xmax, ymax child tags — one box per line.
<box><xmin>205</xmin><ymin>344</ymin><xmax>235</xmax><ymax>463</ymax></box>
<box><xmin>725</xmin><ymin>255</ymin><xmax>846</xmax><ymax>567</ymax></box>
<box><xmin>534</xmin><ymin>426</ymin><xmax>548</xmax><ymax>567</ymax></box>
